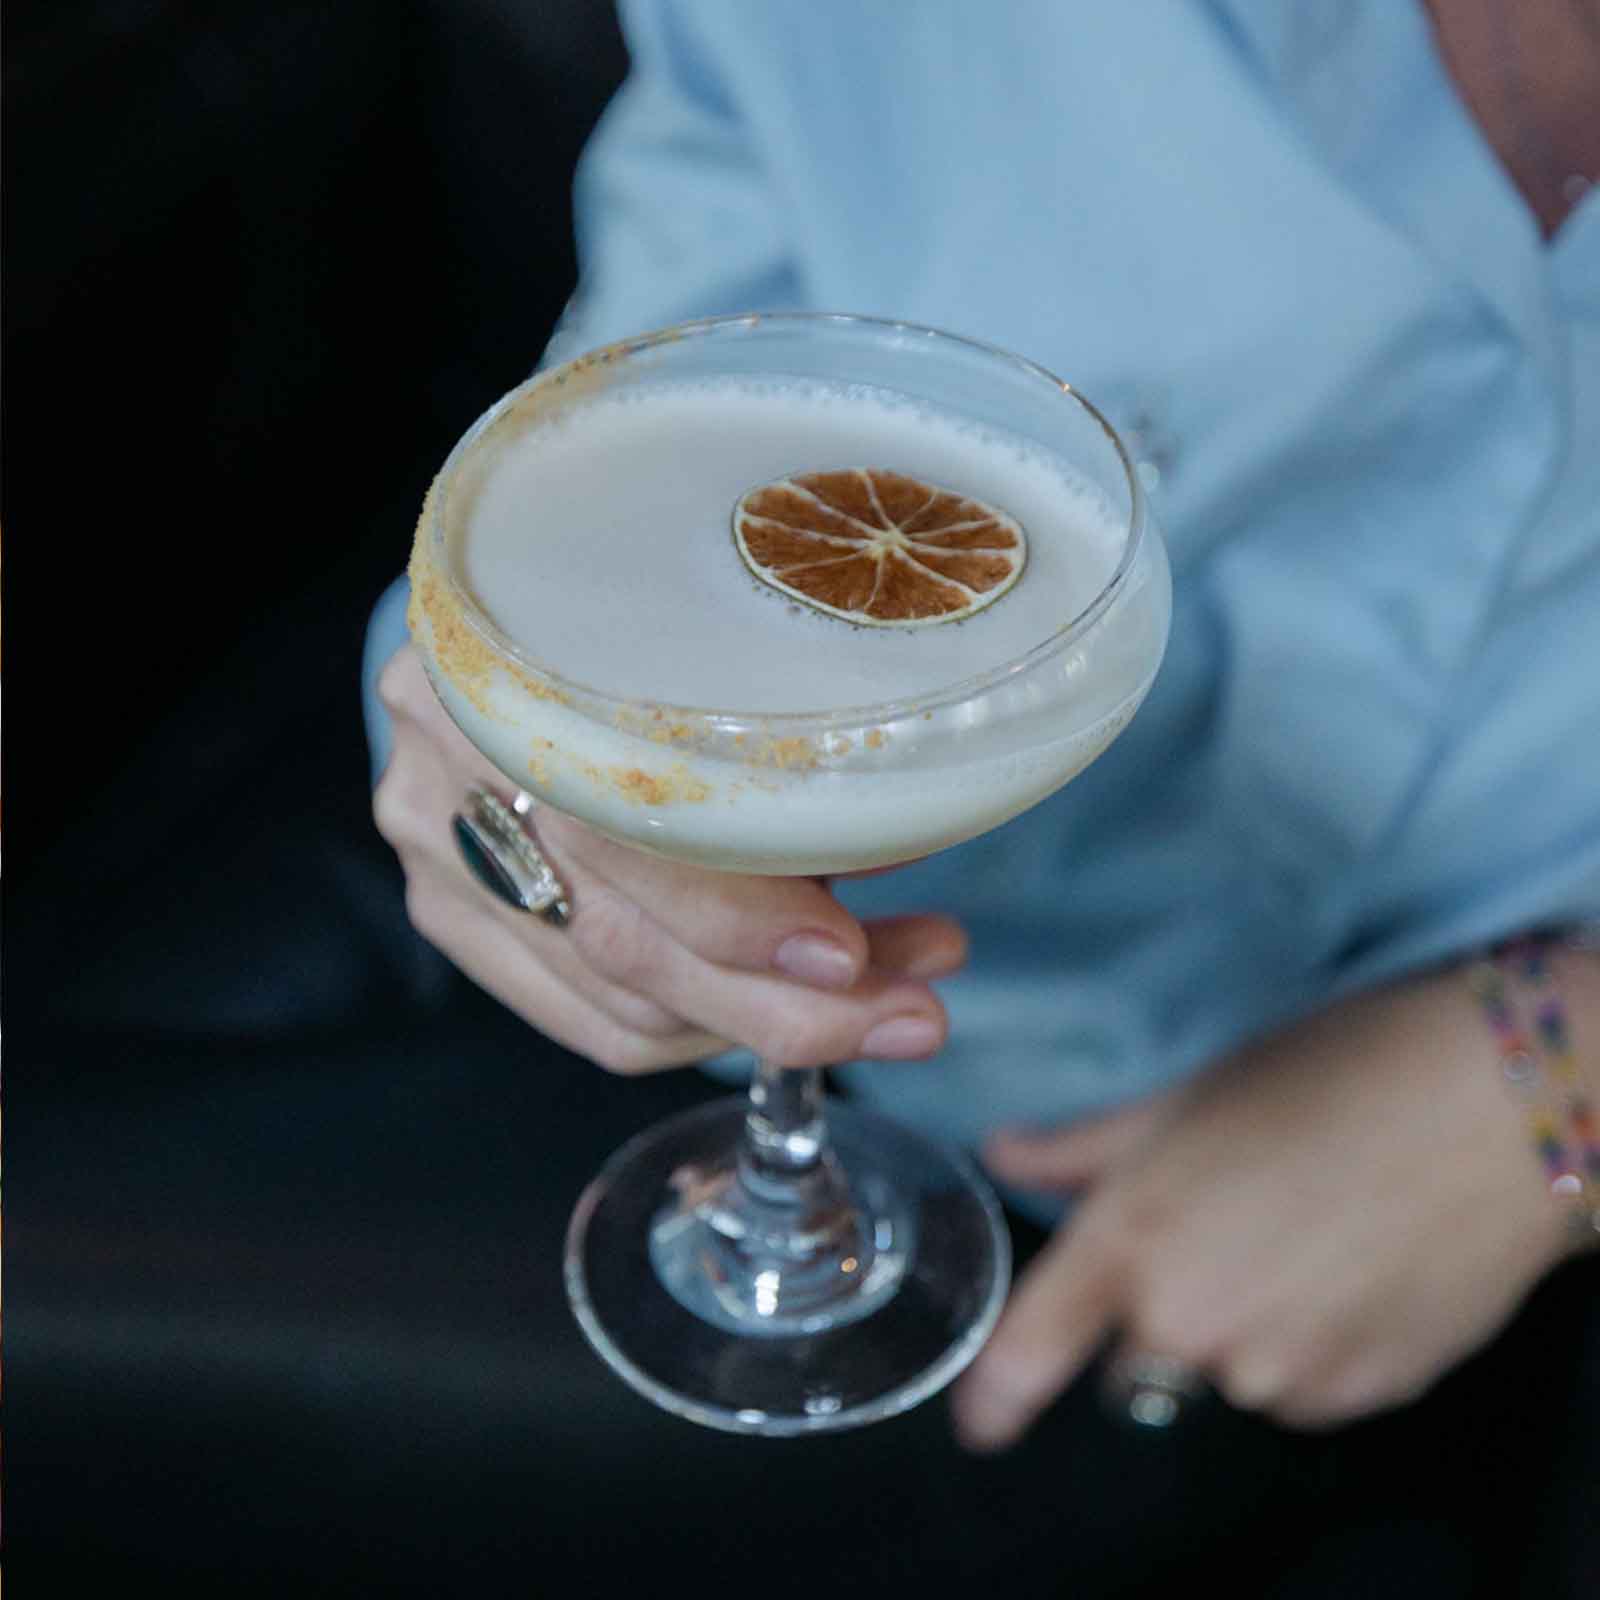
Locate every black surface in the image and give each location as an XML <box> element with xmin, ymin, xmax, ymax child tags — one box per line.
<box><xmin>12</xmin><ymin>991</ymin><xmax>1599</xmax><ymax>1596</ymax></box>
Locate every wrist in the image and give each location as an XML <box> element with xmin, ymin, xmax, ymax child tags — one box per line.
<box><xmin>1465</xmin><ymin>936</ymin><xmax>1600</xmax><ymax>1264</ymax></box>
<box><xmin>1543</xmin><ymin>940</ymin><xmax>1600</xmax><ymax>1255</ymax></box>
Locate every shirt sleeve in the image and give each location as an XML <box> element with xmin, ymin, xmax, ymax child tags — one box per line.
<box><xmin>362</xmin><ymin>574</ymin><xmax>412</xmax><ymax>786</ymax></box>
<box><xmin>363</xmin><ymin>0</ymin><xmax>801</xmax><ymax>785</ymax></box>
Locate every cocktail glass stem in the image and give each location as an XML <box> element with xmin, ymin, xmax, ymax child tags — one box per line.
<box><xmin>650</xmin><ymin>1061</ymin><xmax>909</xmax><ymax>1335</ymax></box>
<box><xmin>741</xmin><ymin>1060</ymin><xmax>827</xmax><ymax>1185</ymax></box>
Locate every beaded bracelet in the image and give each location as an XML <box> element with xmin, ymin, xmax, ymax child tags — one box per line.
<box><xmin>1470</xmin><ymin>936</ymin><xmax>1600</xmax><ymax>1254</ymax></box>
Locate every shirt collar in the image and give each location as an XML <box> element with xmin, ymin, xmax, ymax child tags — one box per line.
<box><xmin>1206</xmin><ymin>0</ymin><xmax>1570</xmax><ymax>374</ymax></box>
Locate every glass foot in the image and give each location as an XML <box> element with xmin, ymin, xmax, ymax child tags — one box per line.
<box><xmin>564</xmin><ymin>1096</ymin><xmax>1010</xmax><ymax>1436</ymax></box>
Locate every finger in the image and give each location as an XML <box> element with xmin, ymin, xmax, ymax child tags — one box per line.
<box><xmin>982</xmin><ymin>1096</ymin><xmax>1173</xmax><ymax>1191</ymax></box>
<box><xmin>407</xmin><ymin>863</ymin><xmax>732</xmax><ymax>1074</ymax></box>
<box><xmin>379</xmin><ymin>644</ymin><xmax>503</xmax><ymax>776</ymax></box>
<box><xmin>389</xmin><ymin>645</ymin><xmax>915</xmax><ymax>998</ymax></box>
<box><xmin>862</xmin><ymin>914</ymin><xmax>969</xmax><ymax>979</ymax></box>
<box><xmin>476</xmin><ymin>852</ymin><xmax>953</xmax><ymax>1063</ymax></box>
<box><xmin>434</xmin><ymin>857</ymin><xmax>704</xmax><ymax>1040</ymax></box>
<box><xmin>379</xmin><ymin>659</ymin><xmax>702</xmax><ymax>1041</ymax></box>
<box><xmin>515</xmin><ymin>823</ymin><xmax>953</xmax><ymax>1064</ymax></box>
<box><xmin>379</xmin><ymin>705</ymin><xmax>951</xmax><ymax>1064</ymax></box>
<box><xmin>375</xmin><ymin>642</ymin><xmax>432</xmax><ymax>725</ymax></box>
<box><xmin>536</xmin><ymin>807</ymin><xmax>872</xmax><ymax>989</ymax></box>
<box><xmin>449</xmin><ymin>814</ymin><xmax>956</xmax><ymax>1057</ymax></box>
<box><xmin>377</xmin><ymin>648</ymin><xmax>539</xmax><ymax>863</ymax></box>
<box><xmin>950</xmin><ymin>1208</ymin><xmax>1124</xmax><ymax>1452</ymax></box>
<box><xmin>377</xmin><ymin>688</ymin><xmax>705</xmax><ymax>1046</ymax></box>
<box><xmin>381</xmin><ymin>653</ymin><xmax>721</xmax><ymax>1063</ymax></box>
<box><xmin>566</xmin><ymin>896</ymin><xmax>953</xmax><ymax>1066</ymax></box>
<box><xmin>426</xmin><ymin>825</ymin><xmax>951</xmax><ymax>1067</ymax></box>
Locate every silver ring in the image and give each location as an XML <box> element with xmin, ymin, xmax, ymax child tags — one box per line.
<box><xmin>452</xmin><ymin>785</ymin><xmax>572</xmax><ymax>925</ymax></box>
<box><xmin>1102</xmin><ymin>1349</ymin><xmax>1207</xmax><ymax>1430</ymax></box>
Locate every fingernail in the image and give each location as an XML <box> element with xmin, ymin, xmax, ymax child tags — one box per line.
<box><xmin>861</xmin><ymin>1015</ymin><xmax>942</xmax><ymax>1059</ymax></box>
<box><xmin>773</xmin><ymin>933</ymin><xmax>857</xmax><ymax>989</ymax></box>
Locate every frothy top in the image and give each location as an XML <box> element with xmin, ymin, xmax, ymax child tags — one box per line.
<box><xmin>448</xmin><ymin>377</ymin><xmax>1126</xmax><ymax>715</ymax></box>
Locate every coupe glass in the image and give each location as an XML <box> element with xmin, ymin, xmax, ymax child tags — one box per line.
<box><xmin>410</xmin><ymin>313</ymin><xmax>1171</xmax><ymax>1434</ymax></box>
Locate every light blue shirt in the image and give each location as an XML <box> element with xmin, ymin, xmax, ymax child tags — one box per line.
<box><xmin>366</xmin><ymin>0</ymin><xmax>1600</xmax><ymax>1211</ymax></box>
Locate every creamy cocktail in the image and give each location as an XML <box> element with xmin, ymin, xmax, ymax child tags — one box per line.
<box><xmin>407</xmin><ymin>314</ymin><xmax>1170</xmax><ymax>1436</ymax></box>
<box><xmin>410</xmin><ymin>362</ymin><xmax>1167</xmax><ymax>876</ymax></box>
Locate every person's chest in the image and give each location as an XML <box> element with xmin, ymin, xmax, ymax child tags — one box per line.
<box><xmin>703</xmin><ymin>0</ymin><xmax>1597</xmax><ymax>935</ymax></box>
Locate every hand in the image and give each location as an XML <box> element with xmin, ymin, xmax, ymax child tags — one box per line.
<box><xmin>373</xmin><ymin>645</ymin><xmax>967</xmax><ymax>1073</ymax></box>
<box><xmin>952</xmin><ymin>966</ymin><xmax>1586</xmax><ymax>1447</ymax></box>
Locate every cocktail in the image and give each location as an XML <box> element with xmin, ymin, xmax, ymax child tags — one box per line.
<box><xmin>408</xmin><ymin>313</ymin><xmax>1171</xmax><ymax>1433</ymax></box>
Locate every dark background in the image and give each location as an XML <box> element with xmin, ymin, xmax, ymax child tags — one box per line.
<box><xmin>5</xmin><ymin>3</ymin><xmax>1596</xmax><ymax>1594</ymax></box>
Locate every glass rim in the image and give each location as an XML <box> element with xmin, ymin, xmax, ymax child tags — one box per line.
<box><xmin>427</xmin><ymin>310</ymin><xmax>1151</xmax><ymax>733</ymax></box>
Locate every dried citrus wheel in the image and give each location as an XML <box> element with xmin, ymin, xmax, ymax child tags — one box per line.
<box><xmin>733</xmin><ymin>468</ymin><xmax>1027</xmax><ymax>627</ymax></box>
